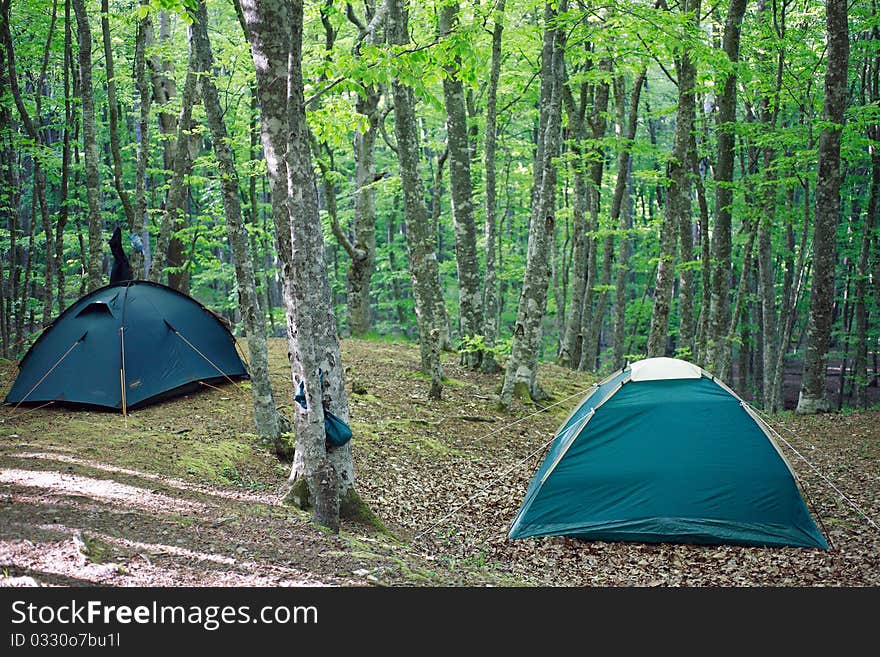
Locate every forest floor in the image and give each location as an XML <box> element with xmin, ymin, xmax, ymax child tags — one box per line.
<box><xmin>0</xmin><ymin>338</ymin><xmax>878</xmax><ymax>587</ymax></box>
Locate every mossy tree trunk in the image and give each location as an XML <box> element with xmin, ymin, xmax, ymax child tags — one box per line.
<box><xmin>499</xmin><ymin>1</ymin><xmax>567</xmax><ymax>409</ymax></box>
<box><xmin>440</xmin><ymin>1</ymin><xmax>483</xmax><ymax>369</ymax></box>
<box><xmin>241</xmin><ymin>0</ymin><xmax>360</xmax><ymax>530</ymax></box>
<box><xmin>388</xmin><ymin>0</ymin><xmax>445</xmax><ymax>395</ymax></box>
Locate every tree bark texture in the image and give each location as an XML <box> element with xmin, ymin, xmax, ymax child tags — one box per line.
<box><xmin>150</xmin><ymin>60</ymin><xmax>197</xmax><ymax>286</ymax></box>
<box><xmin>648</xmin><ymin>0</ymin><xmax>698</xmax><ymax>358</ymax></box>
<box><xmin>797</xmin><ymin>0</ymin><xmax>848</xmax><ymax>414</ymax></box>
<box><xmin>708</xmin><ymin>0</ymin><xmax>748</xmax><ymax>371</ymax></box>
<box><xmin>101</xmin><ymin>0</ymin><xmax>133</xmax><ymax>228</ymax></box>
<box><xmin>499</xmin><ymin>1</ymin><xmax>567</xmax><ymax>408</ymax></box>
<box><xmin>481</xmin><ymin>0</ymin><xmax>505</xmax><ymax>374</ymax></box>
<box><xmin>190</xmin><ymin>0</ymin><xmax>285</xmax><ymax>452</ymax></box>
<box><xmin>71</xmin><ymin>0</ymin><xmax>103</xmax><ymax>292</ymax></box>
<box><xmin>440</xmin><ymin>1</ymin><xmax>483</xmax><ymax>368</ymax></box>
<box><xmin>389</xmin><ymin>0</ymin><xmax>445</xmax><ymax>392</ymax></box>
<box><xmin>242</xmin><ymin>0</ymin><xmax>357</xmax><ymax>527</ymax></box>
<box><xmin>132</xmin><ymin>2</ymin><xmax>151</xmax><ymax>279</ymax></box>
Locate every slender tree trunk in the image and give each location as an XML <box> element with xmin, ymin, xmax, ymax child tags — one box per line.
<box><xmin>594</xmin><ymin>72</ymin><xmax>646</xmax><ymax>371</ymax></box>
<box><xmin>190</xmin><ymin>0</ymin><xmax>286</xmax><ymax>454</ymax></box>
<box><xmin>558</xmin><ymin>77</ymin><xmax>588</xmax><ymax>368</ymax></box>
<box><xmin>481</xmin><ymin>0</ymin><xmax>505</xmax><ymax>373</ymax></box>
<box><xmin>577</xmin><ymin>61</ymin><xmax>612</xmax><ymax>372</ymax></box>
<box><xmin>131</xmin><ymin>1</ymin><xmax>151</xmax><ymax>279</ymax></box>
<box><xmin>389</xmin><ymin>0</ymin><xmax>445</xmax><ymax>395</ymax></box>
<box><xmin>692</xmin><ymin>135</ymin><xmax>711</xmax><ymax>363</ymax></box>
<box><xmin>756</xmin><ymin>5</ymin><xmax>786</xmax><ymax>409</ymax></box>
<box><xmin>332</xmin><ymin>2</ymin><xmax>384</xmax><ymax>338</ymax></box>
<box><xmin>757</xmin><ymin>108</ymin><xmax>781</xmax><ymax>408</ymax></box>
<box><xmin>55</xmin><ymin>0</ymin><xmax>73</xmax><ymax>311</ymax></box>
<box><xmin>346</xmin><ymin>89</ymin><xmax>380</xmax><ymax>337</ymax></box>
<box><xmin>648</xmin><ymin>0</ymin><xmax>699</xmax><ymax>357</ymax></box>
<box><xmin>855</xmin><ymin>142</ymin><xmax>879</xmax><ymax>407</ymax></box>
<box><xmin>499</xmin><ymin>1</ymin><xmax>567</xmax><ymax>408</ymax></box>
<box><xmin>836</xmin><ymin>259</ymin><xmax>853</xmax><ymax>409</ymax></box>
<box><xmin>71</xmin><ymin>0</ymin><xmax>102</xmax><ymax>291</ymax></box>
<box><xmin>708</xmin><ymin>0</ymin><xmax>748</xmax><ymax>371</ymax></box>
<box><xmin>19</xmin><ymin>190</ymin><xmax>35</xmax><ymax>343</ymax></box>
<box><xmin>439</xmin><ymin>1</ymin><xmax>482</xmax><ymax>367</ymax></box>
<box><xmin>797</xmin><ymin>0</ymin><xmax>848</xmax><ymax>414</ymax></box>
<box><xmin>0</xmin><ymin>48</ymin><xmax>11</xmax><ymax>355</ymax></box>
<box><xmin>772</xmin><ymin>183</ymin><xmax>811</xmax><ymax>409</ymax></box>
<box><xmin>101</xmin><ymin>0</ymin><xmax>133</xmax><ymax>226</ymax></box>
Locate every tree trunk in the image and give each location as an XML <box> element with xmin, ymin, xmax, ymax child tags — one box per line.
<box><xmin>150</xmin><ymin>60</ymin><xmax>197</xmax><ymax>286</ymax></box>
<box><xmin>190</xmin><ymin>0</ymin><xmax>286</xmax><ymax>455</ymax></box>
<box><xmin>71</xmin><ymin>0</ymin><xmax>103</xmax><ymax>292</ymax></box>
<box><xmin>241</xmin><ymin>0</ymin><xmax>362</xmax><ymax>530</ymax></box>
<box><xmin>132</xmin><ymin>1</ymin><xmax>151</xmax><ymax>279</ymax></box>
<box><xmin>481</xmin><ymin>0</ymin><xmax>505</xmax><ymax>374</ymax></box>
<box><xmin>557</xmin><ymin>76</ymin><xmax>588</xmax><ymax>369</ymax></box>
<box><xmin>56</xmin><ymin>0</ymin><xmax>73</xmax><ymax>312</ymax></box>
<box><xmin>388</xmin><ymin>0</ymin><xmax>445</xmax><ymax>393</ymax></box>
<box><xmin>577</xmin><ymin>61</ymin><xmax>612</xmax><ymax>372</ymax></box>
<box><xmin>648</xmin><ymin>1</ymin><xmax>699</xmax><ymax>357</ymax></box>
<box><xmin>797</xmin><ymin>0</ymin><xmax>848</xmax><ymax>414</ymax></box>
<box><xmin>346</xmin><ymin>89</ymin><xmax>380</xmax><ymax>337</ymax></box>
<box><xmin>854</xmin><ymin>143</ymin><xmax>879</xmax><ymax>407</ymax></box>
<box><xmin>101</xmin><ymin>0</ymin><xmax>133</xmax><ymax>227</ymax></box>
<box><xmin>692</xmin><ymin>133</ymin><xmax>711</xmax><ymax>363</ymax></box>
<box><xmin>597</xmin><ymin>72</ymin><xmax>645</xmax><ymax>371</ymax></box>
<box><xmin>708</xmin><ymin>0</ymin><xmax>748</xmax><ymax>371</ymax></box>
<box><xmin>149</xmin><ymin>11</ymin><xmax>188</xmax><ymax>290</ymax></box>
<box><xmin>331</xmin><ymin>2</ymin><xmax>385</xmax><ymax>338</ymax></box>
<box><xmin>499</xmin><ymin>1</ymin><xmax>567</xmax><ymax>408</ymax></box>
<box><xmin>440</xmin><ymin>1</ymin><xmax>483</xmax><ymax>368</ymax></box>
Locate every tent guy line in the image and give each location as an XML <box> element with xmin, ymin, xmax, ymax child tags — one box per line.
<box><xmin>167</xmin><ymin>323</ymin><xmax>251</xmax><ymax>399</ymax></box>
<box><xmin>9</xmin><ymin>336</ymin><xmax>84</xmax><ymax>413</ymax></box>
<box><xmin>746</xmin><ymin>403</ymin><xmax>880</xmax><ymax>534</ymax></box>
<box><xmin>462</xmin><ymin>384</ymin><xmax>601</xmax><ymax>449</ymax></box>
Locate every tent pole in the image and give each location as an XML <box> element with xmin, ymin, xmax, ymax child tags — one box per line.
<box><xmin>120</xmin><ymin>327</ymin><xmax>128</xmax><ymax>421</ymax></box>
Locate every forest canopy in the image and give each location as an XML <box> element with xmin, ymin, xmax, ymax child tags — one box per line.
<box><xmin>1</xmin><ymin>0</ymin><xmax>878</xmax><ymax>417</ymax></box>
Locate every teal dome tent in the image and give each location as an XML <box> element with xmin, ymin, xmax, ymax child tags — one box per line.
<box><xmin>5</xmin><ymin>281</ymin><xmax>248</xmax><ymax>412</ymax></box>
<box><xmin>509</xmin><ymin>357</ymin><xmax>828</xmax><ymax>549</ymax></box>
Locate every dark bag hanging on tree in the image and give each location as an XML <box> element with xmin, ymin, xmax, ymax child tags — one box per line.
<box><xmin>294</xmin><ymin>377</ymin><xmax>353</xmax><ymax>448</ymax></box>
<box><xmin>323</xmin><ymin>409</ymin><xmax>353</xmax><ymax>447</ymax></box>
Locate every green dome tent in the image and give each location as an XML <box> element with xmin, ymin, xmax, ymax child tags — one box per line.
<box><xmin>509</xmin><ymin>357</ymin><xmax>828</xmax><ymax>549</ymax></box>
<box><xmin>5</xmin><ymin>281</ymin><xmax>248</xmax><ymax>412</ymax></box>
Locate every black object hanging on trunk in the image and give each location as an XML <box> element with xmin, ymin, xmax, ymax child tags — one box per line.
<box><xmin>109</xmin><ymin>226</ymin><xmax>133</xmax><ymax>284</ymax></box>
